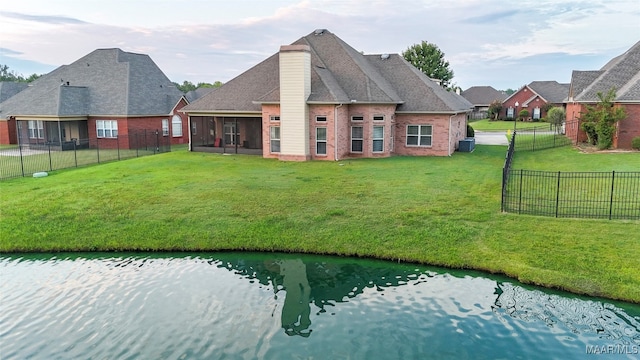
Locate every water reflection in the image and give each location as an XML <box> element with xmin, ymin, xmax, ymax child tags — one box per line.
<box><xmin>212</xmin><ymin>253</ymin><xmax>640</xmax><ymax>344</ymax></box>
<box><xmin>1</xmin><ymin>252</ymin><xmax>639</xmax><ymax>359</ymax></box>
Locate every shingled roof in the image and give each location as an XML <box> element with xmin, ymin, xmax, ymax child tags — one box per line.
<box><xmin>0</xmin><ymin>49</ymin><xmax>183</xmax><ymax>118</ymax></box>
<box><xmin>527</xmin><ymin>81</ymin><xmax>569</xmax><ymax>104</ymax></box>
<box><xmin>183</xmin><ymin>30</ymin><xmax>471</xmax><ymax>114</ymax></box>
<box><xmin>0</xmin><ymin>82</ymin><xmax>29</xmax><ymax>103</ymax></box>
<box><xmin>570</xmin><ymin>41</ymin><xmax>640</xmax><ymax>102</ymax></box>
<box><xmin>460</xmin><ymin>86</ymin><xmax>507</xmax><ymax>106</ymax></box>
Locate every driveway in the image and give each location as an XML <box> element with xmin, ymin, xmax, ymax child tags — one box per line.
<box><xmin>474</xmin><ymin>131</ymin><xmax>509</xmax><ymax>145</ymax></box>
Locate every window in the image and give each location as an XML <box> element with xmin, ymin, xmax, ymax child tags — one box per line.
<box><xmin>28</xmin><ymin>120</ymin><xmax>44</xmax><ymax>139</ymax></box>
<box><xmin>316</xmin><ymin>115</ymin><xmax>327</xmax><ymax>122</ymax></box>
<box><xmin>172</xmin><ymin>115</ymin><xmax>182</xmax><ymax>137</ymax></box>
<box><xmin>406</xmin><ymin>125</ymin><xmax>432</xmax><ymax>147</ymax></box>
<box><xmin>351</xmin><ymin>126</ymin><xmax>363</xmax><ymax>152</ymax></box>
<box><xmin>162</xmin><ymin>119</ymin><xmax>169</xmax><ymax>136</ymax></box>
<box><xmin>224</xmin><ymin>123</ymin><xmax>237</xmax><ymax>145</ymax></box>
<box><xmin>191</xmin><ymin>122</ymin><xmax>197</xmax><ymax>136</ymax></box>
<box><xmin>373</xmin><ymin>115</ymin><xmax>384</xmax><ymax>122</ymax></box>
<box><xmin>506</xmin><ymin>107</ymin><xmax>515</xmax><ymax>119</ymax></box>
<box><xmin>351</xmin><ymin>115</ymin><xmax>364</xmax><ymax>122</ymax></box>
<box><xmin>270</xmin><ymin>126</ymin><xmax>280</xmax><ymax>153</ymax></box>
<box><xmin>96</xmin><ymin>120</ymin><xmax>117</xmax><ymax>138</ymax></box>
<box><xmin>270</xmin><ymin>115</ymin><xmax>280</xmax><ymax>122</ymax></box>
<box><xmin>533</xmin><ymin>107</ymin><xmax>541</xmax><ymax>119</ymax></box>
<box><xmin>373</xmin><ymin>126</ymin><xmax>384</xmax><ymax>152</ymax></box>
<box><xmin>316</xmin><ymin>127</ymin><xmax>327</xmax><ymax>155</ymax></box>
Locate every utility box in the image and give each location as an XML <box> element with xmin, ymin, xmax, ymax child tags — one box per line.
<box><xmin>458</xmin><ymin>137</ymin><xmax>475</xmax><ymax>152</ymax></box>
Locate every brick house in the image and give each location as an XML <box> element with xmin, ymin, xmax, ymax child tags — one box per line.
<box><xmin>460</xmin><ymin>86</ymin><xmax>507</xmax><ymax>120</ymax></box>
<box><xmin>182</xmin><ymin>29</ymin><xmax>472</xmax><ymax>160</ymax></box>
<box><xmin>565</xmin><ymin>41</ymin><xmax>640</xmax><ymax>149</ymax></box>
<box><xmin>502</xmin><ymin>81</ymin><xmax>569</xmax><ymax>121</ymax></box>
<box><xmin>0</xmin><ymin>49</ymin><xmax>189</xmax><ymax>149</ymax></box>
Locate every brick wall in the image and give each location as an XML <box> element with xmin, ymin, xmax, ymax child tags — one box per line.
<box><xmin>394</xmin><ymin>113</ymin><xmax>454</xmax><ymax>156</ymax></box>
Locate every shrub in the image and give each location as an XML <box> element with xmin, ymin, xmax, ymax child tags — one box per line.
<box><xmin>518</xmin><ymin>109</ymin><xmax>529</xmax><ymax>121</ymax></box>
<box><xmin>632</xmin><ymin>137</ymin><xmax>640</xmax><ymax>150</ymax></box>
<box><xmin>466</xmin><ymin>124</ymin><xmax>475</xmax><ymax>138</ymax></box>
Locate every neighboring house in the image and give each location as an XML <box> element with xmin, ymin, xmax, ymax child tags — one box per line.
<box><xmin>0</xmin><ymin>49</ymin><xmax>188</xmax><ymax>148</ymax></box>
<box><xmin>182</xmin><ymin>29</ymin><xmax>472</xmax><ymax>160</ymax></box>
<box><xmin>0</xmin><ymin>82</ymin><xmax>29</xmax><ymax>144</ymax></box>
<box><xmin>502</xmin><ymin>81</ymin><xmax>569</xmax><ymax>120</ymax></box>
<box><xmin>460</xmin><ymin>86</ymin><xmax>507</xmax><ymax>119</ymax></box>
<box><xmin>565</xmin><ymin>41</ymin><xmax>640</xmax><ymax>150</ymax></box>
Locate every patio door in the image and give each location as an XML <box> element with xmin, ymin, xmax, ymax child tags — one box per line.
<box><xmin>224</xmin><ymin>122</ymin><xmax>238</xmax><ymax>145</ymax></box>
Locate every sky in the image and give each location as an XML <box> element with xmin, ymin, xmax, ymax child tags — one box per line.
<box><xmin>1</xmin><ymin>0</ymin><xmax>638</xmax><ymax>91</ymax></box>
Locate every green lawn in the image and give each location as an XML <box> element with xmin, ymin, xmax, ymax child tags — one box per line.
<box><xmin>470</xmin><ymin>119</ymin><xmax>548</xmax><ymax>131</ymax></box>
<box><xmin>1</xmin><ymin>146</ymin><xmax>639</xmax><ymax>303</ymax></box>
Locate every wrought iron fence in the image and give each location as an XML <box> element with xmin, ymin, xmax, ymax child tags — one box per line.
<box><xmin>0</xmin><ymin>130</ymin><xmax>170</xmax><ymax>180</ymax></box>
<box><xmin>512</xmin><ymin>123</ymin><xmax>572</xmax><ymax>151</ymax></box>
<box><xmin>501</xmin><ymin>128</ymin><xmax>640</xmax><ymax>220</ymax></box>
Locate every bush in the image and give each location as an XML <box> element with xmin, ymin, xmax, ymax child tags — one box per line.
<box><xmin>632</xmin><ymin>137</ymin><xmax>640</xmax><ymax>150</ymax></box>
<box><xmin>518</xmin><ymin>109</ymin><xmax>529</xmax><ymax>121</ymax></box>
<box><xmin>466</xmin><ymin>124</ymin><xmax>475</xmax><ymax>137</ymax></box>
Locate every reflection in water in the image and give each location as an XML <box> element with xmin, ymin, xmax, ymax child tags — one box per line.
<box><xmin>1</xmin><ymin>252</ymin><xmax>639</xmax><ymax>359</ymax></box>
<box><xmin>214</xmin><ymin>253</ymin><xmax>640</xmax><ymax>344</ymax></box>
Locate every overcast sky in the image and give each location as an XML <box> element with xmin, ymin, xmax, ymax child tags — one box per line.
<box><xmin>1</xmin><ymin>0</ymin><xmax>638</xmax><ymax>91</ymax></box>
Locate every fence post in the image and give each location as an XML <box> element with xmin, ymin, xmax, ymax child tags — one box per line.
<box><xmin>518</xmin><ymin>169</ymin><xmax>523</xmax><ymax>214</ymax></box>
<box><xmin>97</xmin><ymin>138</ymin><xmax>100</xmax><ymax>163</ymax></box>
<box><xmin>555</xmin><ymin>171</ymin><xmax>561</xmax><ymax>218</ymax></box>
<box><xmin>18</xmin><ymin>137</ymin><xmax>25</xmax><ymax>178</ymax></box>
<box><xmin>48</xmin><ymin>142</ymin><xmax>53</xmax><ymax>171</ymax></box>
<box><xmin>609</xmin><ymin>171</ymin><xmax>616</xmax><ymax>220</ymax></box>
<box><xmin>117</xmin><ymin>135</ymin><xmax>121</xmax><ymax>160</ymax></box>
<box><xmin>155</xmin><ymin>130</ymin><xmax>160</xmax><ymax>153</ymax></box>
<box><xmin>73</xmin><ymin>140</ymin><xmax>78</xmax><ymax>168</ymax></box>
<box><xmin>532</xmin><ymin>128</ymin><xmax>536</xmax><ymax>152</ymax></box>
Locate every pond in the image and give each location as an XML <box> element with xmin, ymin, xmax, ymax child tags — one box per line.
<box><xmin>1</xmin><ymin>252</ymin><xmax>638</xmax><ymax>359</ymax></box>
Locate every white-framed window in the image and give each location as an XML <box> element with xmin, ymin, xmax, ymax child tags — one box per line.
<box><xmin>316</xmin><ymin>127</ymin><xmax>327</xmax><ymax>155</ymax></box>
<box><xmin>96</xmin><ymin>120</ymin><xmax>118</xmax><ymax>138</ymax></box>
<box><xmin>270</xmin><ymin>126</ymin><xmax>280</xmax><ymax>153</ymax></box>
<box><xmin>351</xmin><ymin>126</ymin><xmax>363</xmax><ymax>152</ymax></box>
<box><xmin>406</xmin><ymin>125</ymin><xmax>432</xmax><ymax>147</ymax></box>
<box><xmin>373</xmin><ymin>125</ymin><xmax>384</xmax><ymax>152</ymax></box>
<box><xmin>507</xmin><ymin>107</ymin><xmax>515</xmax><ymax>119</ymax></box>
<box><xmin>28</xmin><ymin>120</ymin><xmax>44</xmax><ymax>139</ymax></box>
<box><xmin>351</xmin><ymin>115</ymin><xmax>364</xmax><ymax>122</ymax></box>
<box><xmin>373</xmin><ymin>115</ymin><xmax>384</xmax><ymax>122</ymax></box>
<box><xmin>533</xmin><ymin>107</ymin><xmax>541</xmax><ymax>119</ymax></box>
<box><xmin>162</xmin><ymin>119</ymin><xmax>169</xmax><ymax>136</ymax></box>
<box><xmin>172</xmin><ymin>115</ymin><xmax>182</xmax><ymax>137</ymax></box>
<box><xmin>316</xmin><ymin>115</ymin><xmax>327</xmax><ymax>122</ymax></box>
<box><xmin>224</xmin><ymin>123</ymin><xmax>237</xmax><ymax>145</ymax></box>
<box><xmin>191</xmin><ymin>122</ymin><xmax>197</xmax><ymax>136</ymax></box>
<box><xmin>270</xmin><ymin>115</ymin><xmax>280</xmax><ymax>122</ymax></box>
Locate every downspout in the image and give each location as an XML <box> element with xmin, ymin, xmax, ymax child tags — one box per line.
<box><xmin>188</xmin><ymin>115</ymin><xmax>192</xmax><ymax>151</ymax></box>
<box><xmin>334</xmin><ymin>103</ymin><xmax>343</xmax><ymax>161</ymax></box>
<box><xmin>448</xmin><ymin>114</ymin><xmax>454</xmax><ymax>156</ymax></box>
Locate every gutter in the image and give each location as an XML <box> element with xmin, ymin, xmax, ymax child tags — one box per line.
<box><xmin>449</xmin><ymin>114</ymin><xmax>454</xmax><ymax>156</ymax></box>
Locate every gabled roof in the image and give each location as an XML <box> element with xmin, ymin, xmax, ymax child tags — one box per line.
<box><xmin>460</xmin><ymin>86</ymin><xmax>507</xmax><ymax>106</ymax></box>
<box><xmin>570</xmin><ymin>41</ymin><xmax>640</xmax><ymax>102</ymax></box>
<box><xmin>0</xmin><ymin>82</ymin><xmax>29</xmax><ymax>103</ymax></box>
<box><xmin>183</xmin><ymin>30</ymin><xmax>471</xmax><ymax>114</ymax></box>
<box><xmin>527</xmin><ymin>81</ymin><xmax>569</xmax><ymax>103</ymax></box>
<box><xmin>0</xmin><ymin>48</ymin><xmax>183</xmax><ymax>118</ymax></box>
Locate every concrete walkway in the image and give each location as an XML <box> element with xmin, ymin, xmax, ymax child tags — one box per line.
<box><xmin>474</xmin><ymin>131</ymin><xmax>509</xmax><ymax>145</ymax></box>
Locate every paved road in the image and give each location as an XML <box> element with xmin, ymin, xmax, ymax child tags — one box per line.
<box><xmin>474</xmin><ymin>131</ymin><xmax>509</xmax><ymax>145</ymax></box>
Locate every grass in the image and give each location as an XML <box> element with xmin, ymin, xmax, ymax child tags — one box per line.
<box><xmin>1</xmin><ymin>146</ymin><xmax>639</xmax><ymax>303</ymax></box>
<box><xmin>470</xmin><ymin>118</ymin><xmax>548</xmax><ymax>131</ymax></box>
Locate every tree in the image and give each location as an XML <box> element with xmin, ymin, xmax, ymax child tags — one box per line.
<box><xmin>402</xmin><ymin>41</ymin><xmax>454</xmax><ymax>89</ymax></box>
<box><xmin>173</xmin><ymin>80</ymin><xmax>224</xmax><ymax>93</ymax></box>
<box><xmin>546</xmin><ymin>107</ymin><xmax>565</xmax><ymax>129</ymax></box>
<box><xmin>487</xmin><ymin>100</ymin><xmax>503</xmax><ymax>120</ymax></box>
<box><xmin>0</xmin><ymin>64</ymin><xmax>41</xmax><ymax>82</ymax></box>
<box><xmin>579</xmin><ymin>89</ymin><xmax>626</xmax><ymax>149</ymax></box>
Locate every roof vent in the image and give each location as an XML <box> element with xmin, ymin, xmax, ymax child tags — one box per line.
<box><xmin>381</xmin><ymin>54</ymin><xmax>390</xmax><ymax>60</ymax></box>
<box><xmin>314</xmin><ymin>29</ymin><xmax>326</xmax><ymax>35</ymax></box>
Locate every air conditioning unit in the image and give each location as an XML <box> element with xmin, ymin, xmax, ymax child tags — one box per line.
<box><xmin>458</xmin><ymin>137</ymin><xmax>475</xmax><ymax>152</ymax></box>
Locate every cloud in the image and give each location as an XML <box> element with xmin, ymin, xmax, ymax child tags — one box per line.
<box><xmin>464</xmin><ymin>9</ymin><xmax>521</xmax><ymax>23</ymax></box>
<box><xmin>0</xmin><ymin>11</ymin><xmax>86</xmax><ymax>24</ymax></box>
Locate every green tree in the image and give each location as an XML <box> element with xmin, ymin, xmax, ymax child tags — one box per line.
<box><xmin>0</xmin><ymin>64</ymin><xmax>41</xmax><ymax>82</ymax></box>
<box><xmin>402</xmin><ymin>41</ymin><xmax>454</xmax><ymax>89</ymax></box>
<box><xmin>546</xmin><ymin>107</ymin><xmax>565</xmax><ymax>128</ymax></box>
<box><xmin>579</xmin><ymin>89</ymin><xmax>626</xmax><ymax>149</ymax></box>
<box><xmin>174</xmin><ymin>80</ymin><xmax>224</xmax><ymax>93</ymax></box>
<box><xmin>487</xmin><ymin>100</ymin><xmax>503</xmax><ymax>120</ymax></box>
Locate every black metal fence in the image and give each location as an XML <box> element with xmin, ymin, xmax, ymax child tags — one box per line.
<box><xmin>512</xmin><ymin>123</ymin><xmax>572</xmax><ymax>152</ymax></box>
<box><xmin>501</xmin><ymin>129</ymin><xmax>640</xmax><ymax>220</ymax></box>
<box><xmin>0</xmin><ymin>130</ymin><xmax>170</xmax><ymax>180</ymax></box>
